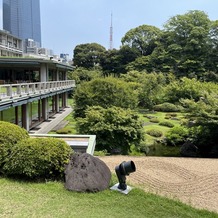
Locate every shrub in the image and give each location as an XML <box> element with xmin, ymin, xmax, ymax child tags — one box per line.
<box><xmin>159</xmin><ymin>121</ymin><xmax>174</xmax><ymax>128</ymax></box>
<box><xmin>138</xmin><ymin>140</ymin><xmax>150</xmax><ymax>154</ymax></box>
<box><xmin>149</xmin><ymin>117</ymin><xmax>160</xmax><ymax>123</ymax></box>
<box><xmin>74</xmin><ymin>77</ymin><xmax>138</xmax><ymax>118</ymax></box>
<box><xmin>0</xmin><ymin>121</ymin><xmax>29</xmax><ymax>169</ymax></box>
<box><xmin>165</xmin><ymin>126</ymin><xmax>189</xmax><ymax>146</ymax></box>
<box><xmin>167</xmin><ymin>113</ymin><xmax>178</xmax><ymax>117</ymax></box>
<box><xmin>56</xmin><ymin>127</ymin><xmax>72</xmax><ymax>134</ymax></box>
<box><xmin>146</xmin><ymin>129</ymin><xmax>163</xmax><ymax>137</ymax></box>
<box><xmin>153</xmin><ymin>103</ymin><xmax>182</xmax><ymax>112</ymax></box>
<box><xmin>165</xmin><ymin>115</ymin><xmax>170</xmax><ymax>119</ymax></box>
<box><xmin>3</xmin><ymin>137</ymin><xmax>72</xmax><ymax>180</ymax></box>
<box><xmin>77</xmin><ymin>106</ymin><xmax>145</xmax><ymax>154</ymax></box>
<box><xmin>94</xmin><ymin>149</ymin><xmax>108</xmax><ymax>156</ymax></box>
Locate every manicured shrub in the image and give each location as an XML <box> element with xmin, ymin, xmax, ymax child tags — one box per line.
<box><xmin>159</xmin><ymin>121</ymin><xmax>174</xmax><ymax>128</ymax></box>
<box><xmin>146</xmin><ymin>129</ymin><xmax>163</xmax><ymax>137</ymax></box>
<box><xmin>153</xmin><ymin>103</ymin><xmax>182</xmax><ymax>112</ymax></box>
<box><xmin>3</xmin><ymin>137</ymin><xmax>72</xmax><ymax>180</ymax></box>
<box><xmin>149</xmin><ymin>117</ymin><xmax>160</xmax><ymax>123</ymax></box>
<box><xmin>0</xmin><ymin>121</ymin><xmax>29</xmax><ymax>169</ymax></box>
<box><xmin>167</xmin><ymin>113</ymin><xmax>178</xmax><ymax>117</ymax></box>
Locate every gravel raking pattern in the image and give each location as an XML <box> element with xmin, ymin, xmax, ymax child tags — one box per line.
<box><xmin>99</xmin><ymin>156</ymin><xmax>218</xmax><ymax>213</ymax></box>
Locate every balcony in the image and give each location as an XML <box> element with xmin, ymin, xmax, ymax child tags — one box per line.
<box><xmin>0</xmin><ymin>80</ymin><xmax>75</xmax><ymax>103</ymax></box>
<box><xmin>0</xmin><ymin>42</ymin><xmax>23</xmax><ymax>54</ymax></box>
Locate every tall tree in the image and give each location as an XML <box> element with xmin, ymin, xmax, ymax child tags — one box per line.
<box><xmin>121</xmin><ymin>24</ymin><xmax>161</xmax><ymax>56</ymax></box>
<box><xmin>206</xmin><ymin>20</ymin><xmax>218</xmax><ymax>74</ymax></box>
<box><xmin>73</xmin><ymin>43</ymin><xmax>106</xmax><ymax>69</ymax></box>
<box><xmin>163</xmin><ymin>10</ymin><xmax>212</xmax><ymax>77</ymax></box>
<box><xmin>100</xmin><ymin>46</ymin><xmax>140</xmax><ymax>75</ymax></box>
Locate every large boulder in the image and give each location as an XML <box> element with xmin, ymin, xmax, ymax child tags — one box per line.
<box><xmin>65</xmin><ymin>153</ymin><xmax>111</xmax><ymax>192</ymax></box>
<box><xmin>180</xmin><ymin>141</ymin><xmax>198</xmax><ymax>157</ymax></box>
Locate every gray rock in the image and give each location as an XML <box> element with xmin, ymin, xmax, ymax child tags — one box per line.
<box><xmin>65</xmin><ymin>153</ymin><xmax>111</xmax><ymax>192</ymax></box>
<box><xmin>180</xmin><ymin>141</ymin><xmax>198</xmax><ymax>157</ymax></box>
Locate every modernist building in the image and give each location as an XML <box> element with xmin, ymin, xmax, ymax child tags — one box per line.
<box><xmin>3</xmin><ymin>0</ymin><xmax>41</xmax><ymax>47</ymax></box>
<box><xmin>0</xmin><ymin>57</ymin><xmax>75</xmax><ymax>132</ymax></box>
<box><xmin>0</xmin><ymin>30</ymin><xmax>23</xmax><ymax>57</ymax></box>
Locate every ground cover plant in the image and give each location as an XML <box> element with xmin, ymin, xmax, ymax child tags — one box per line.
<box><xmin>0</xmin><ymin>177</ymin><xmax>217</xmax><ymax>218</ymax></box>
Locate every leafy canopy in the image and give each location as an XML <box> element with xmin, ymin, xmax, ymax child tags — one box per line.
<box><xmin>74</xmin><ymin>77</ymin><xmax>138</xmax><ymax>118</ymax></box>
<box><xmin>73</xmin><ymin>43</ymin><xmax>106</xmax><ymax>69</ymax></box>
<box><xmin>76</xmin><ymin>106</ymin><xmax>145</xmax><ymax>154</ymax></box>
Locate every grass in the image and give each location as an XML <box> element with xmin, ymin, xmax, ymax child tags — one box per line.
<box><xmin>140</xmin><ymin>111</ymin><xmax>183</xmax><ymax>140</ymax></box>
<box><xmin>138</xmin><ymin>111</ymin><xmax>185</xmax><ymax>156</ymax></box>
<box><xmin>51</xmin><ymin>107</ymin><xmax>184</xmax><ymax>156</ymax></box>
<box><xmin>49</xmin><ymin>98</ymin><xmax>77</xmax><ymax>135</ymax></box>
<box><xmin>0</xmin><ymin>177</ymin><xmax>217</xmax><ymax>218</ymax></box>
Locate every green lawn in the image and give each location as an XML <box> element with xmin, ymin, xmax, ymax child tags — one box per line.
<box><xmin>138</xmin><ymin>111</ymin><xmax>185</xmax><ymax>156</ymax></box>
<box><xmin>140</xmin><ymin>111</ymin><xmax>183</xmax><ymax>139</ymax></box>
<box><xmin>0</xmin><ymin>177</ymin><xmax>217</xmax><ymax>218</ymax></box>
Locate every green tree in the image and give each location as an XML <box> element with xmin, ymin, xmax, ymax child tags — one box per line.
<box><xmin>164</xmin><ymin>78</ymin><xmax>203</xmax><ymax>104</ymax></box>
<box><xmin>73</xmin><ymin>43</ymin><xmax>106</xmax><ymax>69</ymax></box>
<box><xmin>206</xmin><ymin>20</ymin><xmax>218</xmax><ymax>74</ymax></box>
<box><xmin>67</xmin><ymin>67</ymin><xmax>102</xmax><ymax>85</ymax></box>
<box><xmin>121</xmin><ymin>24</ymin><xmax>161</xmax><ymax>56</ymax></box>
<box><xmin>74</xmin><ymin>77</ymin><xmax>138</xmax><ymax>118</ymax></box>
<box><xmin>138</xmin><ymin>72</ymin><xmax>166</xmax><ymax>108</ymax></box>
<box><xmin>76</xmin><ymin>106</ymin><xmax>145</xmax><ymax>154</ymax></box>
<box><xmin>100</xmin><ymin>49</ymin><xmax>120</xmax><ymax>76</ymax></box>
<box><xmin>100</xmin><ymin>46</ymin><xmax>139</xmax><ymax>76</ymax></box>
<box><xmin>121</xmin><ymin>71</ymin><xmax>166</xmax><ymax>109</ymax></box>
<box><xmin>162</xmin><ymin>10</ymin><xmax>212</xmax><ymax>77</ymax></box>
<box><xmin>181</xmin><ymin>92</ymin><xmax>218</xmax><ymax>157</ymax></box>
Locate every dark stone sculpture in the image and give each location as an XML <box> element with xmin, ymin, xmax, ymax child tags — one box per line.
<box><xmin>65</xmin><ymin>153</ymin><xmax>111</xmax><ymax>192</ymax></box>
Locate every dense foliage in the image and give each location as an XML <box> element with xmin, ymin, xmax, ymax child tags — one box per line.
<box><xmin>0</xmin><ymin>121</ymin><xmax>29</xmax><ymax>171</ymax></box>
<box><xmin>73</xmin><ymin>43</ymin><xmax>106</xmax><ymax>69</ymax></box>
<box><xmin>68</xmin><ymin>67</ymin><xmax>102</xmax><ymax>85</ymax></box>
<box><xmin>181</xmin><ymin>93</ymin><xmax>218</xmax><ymax>157</ymax></box>
<box><xmin>165</xmin><ymin>126</ymin><xmax>189</xmax><ymax>146</ymax></box>
<box><xmin>121</xmin><ymin>24</ymin><xmax>161</xmax><ymax>56</ymax></box>
<box><xmin>74</xmin><ymin>77</ymin><xmax>138</xmax><ymax>118</ymax></box>
<box><xmin>76</xmin><ymin>106</ymin><xmax>145</xmax><ymax>154</ymax></box>
<box><xmin>3</xmin><ymin>138</ymin><xmax>72</xmax><ymax>180</ymax></box>
<box><xmin>73</xmin><ymin>10</ymin><xmax>218</xmax><ymax>80</ymax></box>
<box><xmin>71</xmin><ymin>10</ymin><xmax>218</xmax><ymax>157</ymax></box>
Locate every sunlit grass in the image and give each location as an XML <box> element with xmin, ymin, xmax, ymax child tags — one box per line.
<box><xmin>0</xmin><ymin>177</ymin><xmax>217</xmax><ymax>218</ymax></box>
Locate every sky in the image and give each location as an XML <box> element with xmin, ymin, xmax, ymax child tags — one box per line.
<box><xmin>1</xmin><ymin>0</ymin><xmax>218</xmax><ymax>58</ymax></box>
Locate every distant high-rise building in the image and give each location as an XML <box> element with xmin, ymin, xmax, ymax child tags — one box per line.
<box><xmin>3</xmin><ymin>0</ymin><xmax>41</xmax><ymax>46</ymax></box>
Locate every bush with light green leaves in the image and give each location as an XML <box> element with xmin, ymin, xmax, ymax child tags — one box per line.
<box><xmin>0</xmin><ymin>121</ymin><xmax>29</xmax><ymax>171</ymax></box>
<box><xmin>3</xmin><ymin>137</ymin><xmax>72</xmax><ymax>180</ymax></box>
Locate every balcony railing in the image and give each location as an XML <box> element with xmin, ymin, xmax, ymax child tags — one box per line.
<box><xmin>0</xmin><ymin>43</ymin><xmax>23</xmax><ymax>53</ymax></box>
<box><xmin>0</xmin><ymin>80</ymin><xmax>75</xmax><ymax>102</ymax></box>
